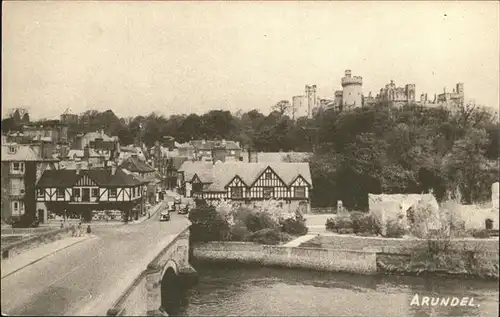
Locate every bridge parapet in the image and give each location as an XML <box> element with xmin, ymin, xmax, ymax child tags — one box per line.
<box><xmin>106</xmin><ymin>221</ymin><xmax>197</xmax><ymax>317</ymax></box>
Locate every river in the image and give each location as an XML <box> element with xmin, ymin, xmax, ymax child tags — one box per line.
<box><xmin>169</xmin><ymin>262</ymin><xmax>499</xmax><ymax>317</ymax></box>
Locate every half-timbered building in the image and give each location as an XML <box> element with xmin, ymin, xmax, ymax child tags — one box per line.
<box><xmin>36</xmin><ymin>165</ymin><xmax>148</xmax><ymax>221</ymax></box>
<box><xmin>181</xmin><ymin>162</ymin><xmax>312</xmax><ymax>213</ymax></box>
<box><xmin>177</xmin><ymin>161</ymin><xmax>214</xmax><ymax>197</ymax></box>
<box><xmin>119</xmin><ymin>156</ymin><xmax>164</xmax><ymax>204</ymax></box>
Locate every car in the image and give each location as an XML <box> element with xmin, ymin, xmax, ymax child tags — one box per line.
<box><xmin>159</xmin><ymin>211</ymin><xmax>170</xmax><ymax>222</ymax></box>
<box><xmin>177</xmin><ymin>203</ymin><xmax>188</xmax><ymax>215</ymax></box>
<box><xmin>174</xmin><ymin>195</ymin><xmax>181</xmax><ymax>204</ymax></box>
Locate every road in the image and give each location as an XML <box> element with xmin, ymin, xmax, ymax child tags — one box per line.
<box><xmin>304</xmin><ymin>213</ymin><xmax>335</xmax><ymax>234</ymax></box>
<box><xmin>1</xmin><ymin>207</ymin><xmax>190</xmax><ymax>316</ymax></box>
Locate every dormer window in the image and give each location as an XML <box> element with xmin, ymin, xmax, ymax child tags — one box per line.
<box><xmin>8</xmin><ymin>146</ymin><xmax>16</xmax><ymax>154</ymax></box>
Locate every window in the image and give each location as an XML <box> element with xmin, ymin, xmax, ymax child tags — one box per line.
<box><xmin>263</xmin><ymin>187</ymin><xmax>274</xmax><ymax>199</ymax></box>
<box><xmin>73</xmin><ymin>188</ymin><xmax>81</xmax><ymax>197</ymax></box>
<box><xmin>265</xmin><ymin>172</ymin><xmax>272</xmax><ymax>180</ymax></box>
<box><xmin>9</xmin><ymin>146</ymin><xmax>16</xmax><ymax>154</ymax></box>
<box><xmin>294</xmin><ymin>187</ymin><xmax>306</xmax><ymax>198</ymax></box>
<box><xmin>13</xmin><ymin>162</ymin><xmax>20</xmax><ymax>171</ymax></box>
<box><xmin>109</xmin><ymin>188</ymin><xmax>117</xmax><ymax>198</ymax></box>
<box><xmin>56</xmin><ymin>188</ymin><xmax>65</xmax><ymax>198</ymax></box>
<box><xmin>231</xmin><ymin>187</ymin><xmax>243</xmax><ymax>199</ymax></box>
<box><xmin>485</xmin><ymin>219</ymin><xmax>493</xmax><ymax>230</ymax></box>
<box><xmin>13</xmin><ymin>201</ymin><xmax>19</xmax><ymax>211</ymax></box>
<box><xmin>92</xmin><ymin>188</ymin><xmax>99</xmax><ymax>197</ymax></box>
<box><xmin>37</xmin><ymin>189</ymin><xmax>44</xmax><ymax>197</ymax></box>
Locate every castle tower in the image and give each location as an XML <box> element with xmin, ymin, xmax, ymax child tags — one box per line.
<box><xmin>456</xmin><ymin>83</ymin><xmax>464</xmax><ymax>97</ymax></box>
<box><xmin>405</xmin><ymin>84</ymin><xmax>416</xmax><ymax>103</ymax></box>
<box><xmin>305</xmin><ymin>85</ymin><xmax>317</xmax><ymax>118</ymax></box>
<box><xmin>341</xmin><ymin>70</ymin><xmax>363</xmax><ymax>109</ymax></box>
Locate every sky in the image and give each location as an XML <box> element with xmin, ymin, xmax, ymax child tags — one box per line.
<box><xmin>2</xmin><ymin>1</ymin><xmax>499</xmax><ymax>120</ymax></box>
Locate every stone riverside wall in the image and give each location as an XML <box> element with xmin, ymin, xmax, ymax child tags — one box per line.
<box><xmin>1</xmin><ymin>227</ymin><xmax>71</xmax><ymax>260</ymax></box>
<box><xmin>301</xmin><ymin>234</ymin><xmax>500</xmax><ymax>253</ymax></box>
<box><xmin>301</xmin><ymin>234</ymin><xmax>499</xmax><ymax>278</ymax></box>
<box><xmin>192</xmin><ymin>241</ymin><xmax>378</xmax><ymax>275</ymax></box>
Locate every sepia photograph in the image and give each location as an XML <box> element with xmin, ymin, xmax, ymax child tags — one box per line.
<box><xmin>1</xmin><ymin>1</ymin><xmax>499</xmax><ymax>316</ymax></box>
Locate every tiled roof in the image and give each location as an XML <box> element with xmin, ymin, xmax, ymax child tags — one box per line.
<box><xmin>83</xmin><ymin>131</ymin><xmax>115</xmax><ymax>142</ymax></box>
<box><xmin>190</xmin><ymin>140</ymin><xmax>241</xmax><ymax>151</ymax></box>
<box><xmin>1</xmin><ymin>144</ymin><xmax>44</xmax><ymax>162</ymax></box>
<box><xmin>66</xmin><ymin>149</ymin><xmax>101</xmax><ymax>158</ymax></box>
<box><xmin>120</xmin><ymin>145</ymin><xmax>137</xmax><ymax>153</ymax></box>
<box><xmin>170</xmin><ymin>157</ymin><xmax>188</xmax><ymax>170</ymax></box>
<box><xmin>37</xmin><ymin>168</ymin><xmax>147</xmax><ymax>188</ymax></box>
<box><xmin>178</xmin><ymin>161</ymin><xmax>214</xmax><ymax>183</ymax></box>
<box><xmin>205</xmin><ymin>162</ymin><xmax>312</xmax><ymax>191</ymax></box>
<box><xmin>175</xmin><ymin>142</ymin><xmax>194</xmax><ymax>149</ymax></box>
<box><xmin>119</xmin><ymin>157</ymin><xmax>155</xmax><ymax>173</ymax></box>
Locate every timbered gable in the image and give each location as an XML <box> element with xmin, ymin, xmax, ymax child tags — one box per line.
<box><xmin>226</xmin><ymin>175</ymin><xmax>247</xmax><ymax>189</ymax></box>
<box><xmin>290</xmin><ymin>175</ymin><xmax>310</xmax><ymax>188</ymax></box>
<box><xmin>251</xmin><ymin>166</ymin><xmax>287</xmax><ymax>188</ymax></box>
<box><xmin>192</xmin><ymin>174</ymin><xmax>202</xmax><ymax>184</ymax></box>
<box><xmin>75</xmin><ymin>174</ymin><xmax>99</xmax><ymax>187</ymax></box>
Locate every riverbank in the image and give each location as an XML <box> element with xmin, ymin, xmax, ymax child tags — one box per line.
<box><xmin>192</xmin><ymin>241</ymin><xmax>378</xmax><ymax>275</ymax></box>
<box><xmin>174</xmin><ymin>262</ymin><xmax>499</xmax><ymax>317</ymax></box>
<box><xmin>191</xmin><ymin>234</ymin><xmax>500</xmax><ymax>279</ymax></box>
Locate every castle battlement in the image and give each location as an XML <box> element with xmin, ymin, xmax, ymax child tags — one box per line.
<box><xmin>341</xmin><ymin>76</ymin><xmax>363</xmax><ymax>86</ymax></box>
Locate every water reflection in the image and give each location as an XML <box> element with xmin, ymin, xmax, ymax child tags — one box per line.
<box><xmin>167</xmin><ymin>263</ymin><xmax>498</xmax><ymax>317</ymax></box>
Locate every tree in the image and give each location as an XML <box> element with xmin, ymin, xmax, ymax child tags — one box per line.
<box><xmin>272</xmin><ymin>100</ymin><xmax>291</xmax><ymax>117</ymax></box>
<box><xmin>446</xmin><ymin>128</ymin><xmax>492</xmax><ymax>204</ymax></box>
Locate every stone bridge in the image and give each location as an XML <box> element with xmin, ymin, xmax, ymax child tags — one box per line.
<box><xmin>106</xmin><ymin>226</ymin><xmax>197</xmax><ymax>316</ymax></box>
<box><xmin>1</xmin><ymin>207</ymin><xmax>197</xmax><ymax>317</ymax></box>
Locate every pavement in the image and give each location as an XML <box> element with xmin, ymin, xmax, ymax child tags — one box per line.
<box><xmin>304</xmin><ymin>213</ymin><xmax>336</xmax><ymax>234</ymax></box>
<box><xmin>0</xmin><ymin>202</ymin><xmax>191</xmax><ymax>316</ymax></box>
<box><xmin>282</xmin><ymin>234</ymin><xmax>318</xmax><ymax>247</ymax></box>
<box><xmin>1</xmin><ymin>236</ymin><xmax>94</xmax><ymax>279</ymax></box>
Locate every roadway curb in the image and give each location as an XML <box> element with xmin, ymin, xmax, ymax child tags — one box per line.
<box><xmin>130</xmin><ymin>202</ymin><xmax>165</xmax><ymax>225</ymax></box>
<box><xmin>1</xmin><ymin>235</ymin><xmax>96</xmax><ymax>279</ymax></box>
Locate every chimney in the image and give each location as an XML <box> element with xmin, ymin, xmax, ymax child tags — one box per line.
<box><xmin>76</xmin><ymin>162</ymin><xmax>82</xmax><ymax>174</ymax></box>
<box><xmin>84</xmin><ymin>146</ymin><xmax>90</xmax><ymax>159</ymax></box>
<box><xmin>111</xmin><ymin>162</ymin><xmax>117</xmax><ymax>175</ymax></box>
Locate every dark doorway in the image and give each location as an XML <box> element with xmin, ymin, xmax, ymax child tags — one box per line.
<box><xmin>485</xmin><ymin>218</ymin><xmax>493</xmax><ymax>230</ymax></box>
<box><xmin>37</xmin><ymin>209</ymin><xmax>44</xmax><ymax>223</ymax></box>
<box><xmin>82</xmin><ymin>188</ymin><xmax>90</xmax><ymax>202</ymax></box>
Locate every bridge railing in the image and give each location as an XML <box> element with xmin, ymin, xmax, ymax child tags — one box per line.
<box><xmin>106</xmin><ymin>224</ymin><xmax>191</xmax><ymax>316</ymax></box>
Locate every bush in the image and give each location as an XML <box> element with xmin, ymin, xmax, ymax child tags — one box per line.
<box><xmin>325</xmin><ymin>217</ymin><xmax>336</xmax><ymax>231</ymax></box>
<box><xmin>325</xmin><ymin>215</ymin><xmax>353</xmax><ymax>234</ymax></box>
<box><xmin>469</xmin><ymin>229</ymin><xmax>490</xmax><ymax>239</ymax></box>
<box><xmin>188</xmin><ymin>205</ymin><xmax>230</xmax><ymax>242</ymax></box>
<box><xmin>349</xmin><ymin>212</ymin><xmax>376</xmax><ymax>235</ymax></box>
<box><xmin>229</xmin><ymin>223</ymin><xmax>252</xmax><ymax>241</ymax></box>
<box><xmin>248</xmin><ymin>228</ymin><xmax>284</xmax><ymax>245</ymax></box>
<box><xmin>245</xmin><ymin>212</ymin><xmax>279</xmax><ymax>232</ymax></box>
<box><xmin>280</xmin><ymin>217</ymin><xmax>308</xmax><ymax>236</ymax></box>
<box><xmin>385</xmin><ymin>219</ymin><xmax>406</xmax><ymax>238</ymax></box>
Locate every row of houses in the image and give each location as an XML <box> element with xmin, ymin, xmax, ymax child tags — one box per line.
<box><xmin>2</xmin><ymin>128</ymin><xmax>313</xmax><ymax>223</ymax></box>
<box><xmin>177</xmin><ymin>161</ymin><xmax>313</xmax><ymax>213</ymax></box>
<box><xmin>1</xmin><ymin>139</ymin><xmax>161</xmax><ymax>223</ymax></box>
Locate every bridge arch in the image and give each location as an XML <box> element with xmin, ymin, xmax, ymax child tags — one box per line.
<box><xmin>160</xmin><ymin>260</ymin><xmax>183</xmax><ymax>315</ymax></box>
